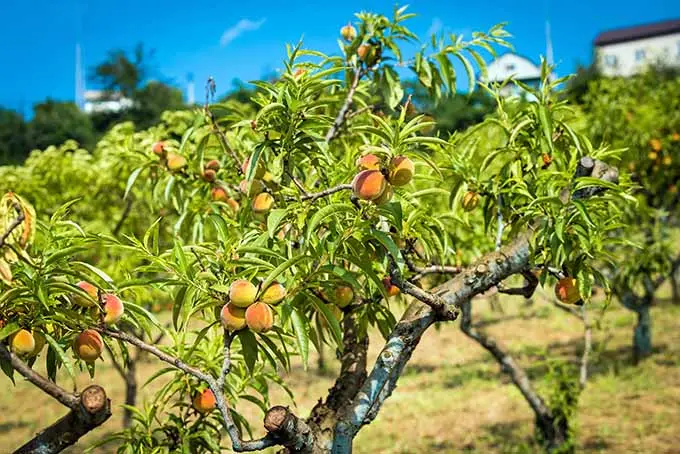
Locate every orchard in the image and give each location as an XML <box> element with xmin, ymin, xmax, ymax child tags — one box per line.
<box><xmin>1</xmin><ymin>5</ymin><xmax>678</xmax><ymax>454</ymax></box>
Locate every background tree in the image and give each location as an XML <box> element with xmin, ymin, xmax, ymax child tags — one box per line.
<box><xmin>26</xmin><ymin>100</ymin><xmax>95</xmax><ymax>151</ymax></box>
<box><xmin>0</xmin><ymin>108</ymin><xmax>30</xmax><ymax>164</ymax></box>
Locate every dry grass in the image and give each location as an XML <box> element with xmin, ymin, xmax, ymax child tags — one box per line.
<box><xmin>2</xmin><ymin>293</ymin><xmax>680</xmax><ymax>453</ymax></box>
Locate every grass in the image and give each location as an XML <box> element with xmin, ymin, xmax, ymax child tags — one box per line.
<box><xmin>2</xmin><ymin>292</ymin><xmax>680</xmax><ymax>453</ymax></box>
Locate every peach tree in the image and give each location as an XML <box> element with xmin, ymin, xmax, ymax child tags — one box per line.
<box><xmin>0</xmin><ymin>6</ymin><xmax>630</xmax><ymax>454</ymax></box>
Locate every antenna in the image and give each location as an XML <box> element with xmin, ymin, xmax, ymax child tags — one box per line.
<box><xmin>75</xmin><ymin>43</ymin><xmax>83</xmax><ymax>108</ymax></box>
<box><xmin>545</xmin><ymin>20</ymin><xmax>554</xmax><ymax>67</ymax></box>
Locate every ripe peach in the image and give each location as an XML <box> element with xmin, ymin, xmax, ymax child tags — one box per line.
<box><xmin>357</xmin><ymin>44</ymin><xmax>373</xmax><ymax>62</ymax></box>
<box><xmin>649</xmin><ymin>138</ymin><xmax>662</xmax><ymax>152</ymax></box>
<box><xmin>356</xmin><ymin>153</ymin><xmax>381</xmax><ymax>171</ymax></box>
<box><xmin>388</xmin><ymin>156</ymin><xmax>415</xmax><ymax>186</ymax></box>
<box><xmin>382</xmin><ymin>277</ymin><xmax>400</xmax><ymax>297</ymax></box>
<box><xmin>554</xmin><ymin>278</ymin><xmax>582</xmax><ymax>305</ymax></box>
<box><xmin>241</xmin><ymin>158</ymin><xmax>266</xmax><ymax>179</ymax></box>
<box><xmin>332</xmin><ymin>286</ymin><xmax>354</xmax><ymax>308</ymax></box>
<box><xmin>672</xmin><ymin>133</ymin><xmax>680</xmax><ymax>141</ymax></box>
<box><xmin>166</xmin><ymin>152</ymin><xmax>187</xmax><ymax>171</ymax></box>
<box><xmin>226</xmin><ymin>198</ymin><xmax>240</xmax><ymax>212</ymax></box>
<box><xmin>74</xmin><ymin>281</ymin><xmax>98</xmax><ymax>307</ymax></box>
<box><xmin>259</xmin><ymin>282</ymin><xmax>286</xmax><ymax>305</ymax></box>
<box><xmin>229</xmin><ymin>280</ymin><xmax>258</xmax><ymax>307</ymax></box>
<box><xmin>152</xmin><ymin>141</ymin><xmax>166</xmax><ymax>157</ymax></box>
<box><xmin>211</xmin><ymin>187</ymin><xmax>229</xmax><ymax>203</ymax></box>
<box><xmin>11</xmin><ymin>329</ymin><xmax>35</xmax><ymax>355</ymax></box>
<box><xmin>373</xmin><ymin>183</ymin><xmax>393</xmax><ymax>205</ymax></box>
<box><xmin>220</xmin><ymin>303</ymin><xmax>247</xmax><ymax>331</ymax></box>
<box><xmin>193</xmin><ymin>389</ymin><xmax>216</xmax><ymax>413</ymax></box>
<box><xmin>542</xmin><ymin>153</ymin><xmax>552</xmax><ymax>168</ymax></box>
<box><xmin>245</xmin><ymin>302</ymin><xmax>274</xmax><ymax>333</ymax></box>
<box><xmin>205</xmin><ymin>159</ymin><xmax>221</xmax><ymax>171</ymax></box>
<box><xmin>340</xmin><ymin>23</ymin><xmax>357</xmax><ymax>41</ymax></box>
<box><xmin>252</xmin><ymin>193</ymin><xmax>274</xmax><ymax>214</ymax></box>
<box><xmin>103</xmin><ymin>294</ymin><xmax>124</xmax><ymax>325</ymax></box>
<box><xmin>462</xmin><ymin>191</ymin><xmax>479</xmax><ymax>212</ymax></box>
<box><xmin>239</xmin><ymin>179</ymin><xmax>265</xmax><ymax>197</ymax></box>
<box><xmin>352</xmin><ymin>170</ymin><xmax>386</xmax><ymax>201</ymax></box>
<box><xmin>74</xmin><ymin>329</ymin><xmax>103</xmax><ymax>361</ymax></box>
<box><xmin>203</xmin><ymin>169</ymin><xmax>217</xmax><ymax>182</ymax></box>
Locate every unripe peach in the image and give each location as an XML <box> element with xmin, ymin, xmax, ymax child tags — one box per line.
<box><xmin>340</xmin><ymin>23</ymin><xmax>357</xmax><ymax>41</ymax></box>
<box><xmin>245</xmin><ymin>302</ymin><xmax>274</xmax><ymax>333</ymax></box>
<box><xmin>649</xmin><ymin>138</ymin><xmax>662</xmax><ymax>152</ymax></box>
<box><xmin>262</xmin><ymin>171</ymin><xmax>275</xmax><ymax>183</ymax></box>
<box><xmin>388</xmin><ymin>156</ymin><xmax>415</xmax><ymax>187</ymax></box>
<box><xmin>352</xmin><ymin>170</ymin><xmax>386</xmax><ymax>201</ymax></box>
<box><xmin>103</xmin><ymin>294</ymin><xmax>124</xmax><ymax>325</ymax></box>
<box><xmin>74</xmin><ymin>281</ymin><xmax>98</xmax><ymax>307</ymax></box>
<box><xmin>356</xmin><ymin>154</ymin><xmax>381</xmax><ymax>171</ymax></box>
<box><xmin>259</xmin><ymin>282</ymin><xmax>286</xmax><ymax>305</ymax></box>
<box><xmin>320</xmin><ymin>304</ymin><xmax>343</xmax><ymax>328</ymax></box>
<box><xmin>229</xmin><ymin>280</ymin><xmax>258</xmax><ymax>307</ymax></box>
<box><xmin>648</xmin><ymin>151</ymin><xmax>658</xmax><ymax>161</ymax></box>
<box><xmin>152</xmin><ymin>141</ymin><xmax>166</xmax><ymax>157</ymax></box>
<box><xmin>205</xmin><ymin>159</ymin><xmax>221</xmax><ymax>171</ymax></box>
<box><xmin>357</xmin><ymin>44</ymin><xmax>373</xmax><ymax>62</ymax></box>
<box><xmin>166</xmin><ymin>152</ymin><xmax>187</xmax><ymax>171</ymax></box>
<box><xmin>226</xmin><ymin>198</ymin><xmax>240</xmax><ymax>212</ymax></box>
<box><xmin>252</xmin><ymin>193</ymin><xmax>274</xmax><ymax>214</ymax></box>
<box><xmin>554</xmin><ymin>278</ymin><xmax>582</xmax><ymax>305</ymax></box>
<box><xmin>373</xmin><ymin>183</ymin><xmax>393</xmax><ymax>205</ymax></box>
<box><xmin>74</xmin><ymin>329</ymin><xmax>103</xmax><ymax>361</ymax></box>
<box><xmin>193</xmin><ymin>389</ymin><xmax>216</xmax><ymax>414</ymax></box>
<box><xmin>11</xmin><ymin>329</ymin><xmax>35</xmax><ymax>355</ymax></box>
<box><xmin>203</xmin><ymin>169</ymin><xmax>217</xmax><ymax>182</ymax></box>
<box><xmin>332</xmin><ymin>286</ymin><xmax>354</xmax><ymax>308</ymax></box>
<box><xmin>241</xmin><ymin>158</ymin><xmax>266</xmax><ymax>179</ymax></box>
<box><xmin>382</xmin><ymin>277</ymin><xmax>400</xmax><ymax>297</ymax></box>
<box><xmin>211</xmin><ymin>187</ymin><xmax>229</xmax><ymax>203</ymax></box>
<box><xmin>462</xmin><ymin>191</ymin><xmax>479</xmax><ymax>211</ymax></box>
<box><xmin>220</xmin><ymin>303</ymin><xmax>247</xmax><ymax>331</ymax></box>
<box><xmin>663</xmin><ymin>156</ymin><xmax>672</xmax><ymax>166</ymax></box>
<box><xmin>239</xmin><ymin>179</ymin><xmax>265</xmax><ymax>197</ymax></box>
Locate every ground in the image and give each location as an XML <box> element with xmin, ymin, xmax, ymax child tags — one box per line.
<box><xmin>2</xmin><ymin>288</ymin><xmax>680</xmax><ymax>453</ymax></box>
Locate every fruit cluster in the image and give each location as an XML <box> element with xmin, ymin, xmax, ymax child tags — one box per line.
<box><xmin>220</xmin><ymin>280</ymin><xmax>286</xmax><ymax>333</ymax></box>
<box><xmin>351</xmin><ymin>154</ymin><xmax>414</xmax><ymax>204</ymax></box>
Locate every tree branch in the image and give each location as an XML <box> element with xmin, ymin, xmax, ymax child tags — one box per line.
<box><xmin>286</xmin><ymin>184</ymin><xmax>352</xmax><ymax>203</ymax></box>
<box><xmin>497</xmin><ymin>270</ymin><xmax>539</xmax><ymax>298</ymax></box>
<box><xmin>0</xmin><ymin>203</ymin><xmax>25</xmax><ymax>248</ymax></box>
<box><xmin>495</xmin><ymin>194</ymin><xmax>504</xmax><ymax>251</ymax></box>
<box><xmin>112</xmin><ymin>197</ymin><xmax>133</xmax><ymax>237</ymax></box>
<box><xmin>325</xmin><ymin>68</ymin><xmax>363</xmax><ymax>143</ymax></box>
<box><xmin>217</xmin><ymin>329</ymin><xmax>234</xmax><ymax>391</ymax></box>
<box><xmin>204</xmin><ymin>105</ymin><xmax>243</xmax><ymax>175</ymax></box>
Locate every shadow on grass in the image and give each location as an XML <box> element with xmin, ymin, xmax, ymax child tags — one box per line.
<box><xmin>0</xmin><ymin>420</ymin><xmax>29</xmax><ymax>434</ymax></box>
<box><xmin>459</xmin><ymin>420</ymin><xmax>535</xmax><ymax>453</ymax></box>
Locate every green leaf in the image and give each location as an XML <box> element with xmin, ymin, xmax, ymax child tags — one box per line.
<box><xmin>43</xmin><ymin>332</ymin><xmax>76</xmax><ymax>385</ymax></box>
<box><xmin>0</xmin><ymin>322</ymin><xmax>20</xmax><ymax>341</ymax></box>
<box><xmin>238</xmin><ymin>329</ymin><xmax>259</xmax><ymax>374</ymax></box>
<box><xmin>260</xmin><ymin>254</ymin><xmax>312</xmax><ymax>292</ymax></box>
<box><xmin>72</xmin><ymin>262</ymin><xmax>114</xmax><ymax>285</ymax></box>
<box><xmin>306</xmin><ymin>203</ymin><xmax>354</xmax><ymax>242</ymax></box>
<box><xmin>124</xmin><ymin>167</ymin><xmax>144</xmax><ymax>200</ymax></box>
<box><xmin>290</xmin><ymin>307</ymin><xmax>309</xmax><ymax>369</ymax></box>
<box><xmin>309</xmin><ymin>296</ymin><xmax>342</xmax><ymax>349</ymax></box>
<box><xmin>267</xmin><ymin>209</ymin><xmax>288</xmax><ymax>239</ymax></box>
<box><xmin>370</xmin><ymin>229</ymin><xmax>401</xmax><ymax>261</ymax></box>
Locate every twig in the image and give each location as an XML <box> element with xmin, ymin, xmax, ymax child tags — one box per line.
<box><xmin>217</xmin><ymin>329</ymin><xmax>234</xmax><ymax>390</ymax></box>
<box><xmin>497</xmin><ymin>270</ymin><xmax>539</xmax><ymax>298</ymax></box>
<box><xmin>0</xmin><ymin>203</ymin><xmax>25</xmax><ymax>248</ymax></box>
<box><xmin>285</xmin><ymin>184</ymin><xmax>352</xmax><ymax>203</ymax></box>
<box><xmin>346</xmin><ymin>105</ymin><xmax>374</xmax><ymax>120</ymax></box>
<box><xmin>112</xmin><ymin>197</ymin><xmax>133</xmax><ymax>237</ymax></box>
<box><xmin>204</xmin><ymin>85</ymin><xmax>243</xmax><ymax>174</ymax></box>
<box><xmin>325</xmin><ymin>68</ymin><xmax>363</xmax><ymax>143</ymax></box>
<box><xmin>285</xmin><ymin>169</ymin><xmax>311</xmax><ymax>197</ymax></box>
<box><xmin>495</xmin><ymin>194</ymin><xmax>504</xmax><ymax>251</ymax></box>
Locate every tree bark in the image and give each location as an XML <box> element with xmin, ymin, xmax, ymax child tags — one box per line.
<box><xmin>123</xmin><ymin>358</ymin><xmax>137</xmax><ymax>428</ymax></box>
<box><xmin>633</xmin><ymin>304</ymin><xmax>652</xmax><ymax>363</ymax></box>
<box><xmin>13</xmin><ymin>385</ymin><xmax>111</xmax><ymax>454</ymax></box>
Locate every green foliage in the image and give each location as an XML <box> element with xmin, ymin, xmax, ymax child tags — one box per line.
<box><xmin>0</xmin><ymin>108</ymin><xmax>30</xmax><ymax>165</ymax></box>
<box><xmin>27</xmin><ymin>100</ymin><xmax>96</xmax><ymax>151</ymax></box>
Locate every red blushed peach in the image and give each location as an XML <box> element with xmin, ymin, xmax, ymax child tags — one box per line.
<box><xmin>74</xmin><ymin>281</ymin><xmax>98</xmax><ymax>307</ymax></box>
<box><xmin>103</xmin><ymin>294</ymin><xmax>124</xmax><ymax>325</ymax></box>
<box><xmin>11</xmin><ymin>329</ymin><xmax>35</xmax><ymax>355</ymax></box>
<box><xmin>333</xmin><ymin>286</ymin><xmax>354</xmax><ymax>308</ymax></box>
<box><xmin>245</xmin><ymin>302</ymin><xmax>274</xmax><ymax>333</ymax></box>
<box><xmin>241</xmin><ymin>158</ymin><xmax>266</xmax><ymax>179</ymax></box>
<box><xmin>193</xmin><ymin>389</ymin><xmax>216</xmax><ymax>413</ymax></box>
<box><xmin>203</xmin><ymin>169</ymin><xmax>217</xmax><ymax>182</ymax></box>
<box><xmin>211</xmin><ymin>187</ymin><xmax>229</xmax><ymax>203</ymax></box>
<box><xmin>74</xmin><ymin>329</ymin><xmax>103</xmax><ymax>362</ymax></box>
<box><xmin>554</xmin><ymin>278</ymin><xmax>582</xmax><ymax>305</ymax></box>
<box><xmin>239</xmin><ymin>179</ymin><xmax>265</xmax><ymax>197</ymax></box>
<box><xmin>388</xmin><ymin>156</ymin><xmax>415</xmax><ymax>187</ymax></box>
<box><xmin>152</xmin><ymin>141</ymin><xmax>166</xmax><ymax>157</ymax></box>
<box><xmin>229</xmin><ymin>280</ymin><xmax>258</xmax><ymax>307</ymax></box>
<box><xmin>352</xmin><ymin>170</ymin><xmax>386</xmax><ymax>201</ymax></box>
<box><xmin>373</xmin><ymin>183</ymin><xmax>393</xmax><ymax>205</ymax></box>
<box><xmin>259</xmin><ymin>282</ymin><xmax>286</xmax><ymax>305</ymax></box>
<box><xmin>462</xmin><ymin>191</ymin><xmax>479</xmax><ymax>211</ymax></box>
<box><xmin>226</xmin><ymin>198</ymin><xmax>240</xmax><ymax>212</ymax></box>
<box><xmin>166</xmin><ymin>152</ymin><xmax>187</xmax><ymax>171</ymax></box>
<box><xmin>220</xmin><ymin>303</ymin><xmax>247</xmax><ymax>331</ymax></box>
<box><xmin>382</xmin><ymin>277</ymin><xmax>400</xmax><ymax>297</ymax></box>
<box><xmin>252</xmin><ymin>193</ymin><xmax>274</xmax><ymax>214</ymax></box>
<box><xmin>356</xmin><ymin>154</ymin><xmax>381</xmax><ymax>171</ymax></box>
<box><xmin>205</xmin><ymin>159</ymin><xmax>221</xmax><ymax>171</ymax></box>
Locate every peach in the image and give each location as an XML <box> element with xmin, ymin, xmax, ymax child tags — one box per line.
<box><xmin>356</xmin><ymin>154</ymin><xmax>381</xmax><ymax>171</ymax></box>
<box><xmin>672</xmin><ymin>133</ymin><xmax>680</xmax><ymax>141</ymax></box>
<box><xmin>211</xmin><ymin>187</ymin><xmax>229</xmax><ymax>203</ymax></box>
<box><xmin>382</xmin><ymin>277</ymin><xmax>400</xmax><ymax>297</ymax></box>
<box><xmin>294</xmin><ymin>68</ymin><xmax>307</xmax><ymax>78</ymax></box>
<box><xmin>462</xmin><ymin>191</ymin><xmax>479</xmax><ymax>212</ymax></box>
<box><xmin>649</xmin><ymin>138</ymin><xmax>662</xmax><ymax>152</ymax></box>
<box><xmin>648</xmin><ymin>151</ymin><xmax>658</xmax><ymax>161</ymax></box>
<box><xmin>352</xmin><ymin>170</ymin><xmax>386</xmax><ymax>201</ymax></box>
<box><xmin>388</xmin><ymin>156</ymin><xmax>415</xmax><ymax>186</ymax></box>
<box><xmin>542</xmin><ymin>153</ymin><xmax>552</xmax><ymax>168</ymax></box>
<box><xmin>203</xmin><ymin>169</ymin><xmax>217</xmax><ymax>182</ymax></box>
<box><xmin>245</xmin><ymin>302</ymin><xmax>274</xmax><ymax>333</ymax></box>
<box><xmin>193</xmin><ymin>389</ymin><xmax>216</xmax><ymax>413</ymax></box>
<box><xmin>259</xmin><ymin>282</ymin><xmax>286</xmax><ymax>305</ymax></box>
<box><xmin>11</xmin><ymin>329</ymin><xmax>35</xmax><ymax>355</ymax></box>
<box><xmin>229</xmin><ymin>280</ymin><xmax>258</xmax><ymax>307</ymax></box>
<box><xmin>554</xmin><ymin>278</ymin><xmax>582</xmax><ymax>305</ymax></box>
<box><xmin>252</xmin><ymin>193</ymin><xmax>274</xmax><ymax>214</ymax></box>
<box><xmin>373</xmin><ymin>183</ymin><xmax>393</xmax><ymax>205</ymax></box>
<box><xmin>166</xmin><ymin>152</ymin><xmax>187</xmax><ymax>171</ymax></box>
<box><xmin>74</xmin><ymin>281</ymin><xmax>98</xmax><ymax>307</ymax></box>
<box><xmin>332</xmin><ymin>286</ymin><xmax>354</xmax><ymax>308</ymax></box>
<box><xmin>152</xmin><ymin>141</ymin><xmax>166</xmax><ymax>157</ymax></box>
<box><xmin>226</xmin><ymin>198</ymin><xmax>240</xmax><ymax>212</ymax></box>
<box><xmin>241</xmin><ymin>158</ymin><xmax>266</xmax><ymax>179</ymax></box>
<box><xmin>340</xmin><ymin>23</ymin><xmax>357</xmax><ymax>41</ymax></box>
<box><xmin>220</xmin><ymin>303</ymin><xmax>247</xmax><ymax>331</ymax></box>
<box><xmin>357</xmin><ymin>44</ymin><xmax>373</xmax><ymax>62</ymax></box>
<box><xmin>103</xmin><ymin>294</ymin><xmax>124</xmax><ymax>325</ymax></box>
<box><xmin>239</xmin><ymin>179</ymin><xmax>265</xmax><ymax>197</ymax></box>
<box><xmin>74</xmin><ymin>329</ymin><xmax>103</xmax><ymax>361</ymax></box>
<box><xmin>205</xmin><ymin>159</ymin><xmax>221</xmax><ymax>171</ymax></box>
<box><xmin>663</xmin><ymin>156</ymin><xmax>672</xmax><ymax>166</ymax></box>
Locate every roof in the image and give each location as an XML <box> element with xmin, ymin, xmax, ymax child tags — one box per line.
<box><xmin>594</xmin><ymin>19</ymin><xmax>680</xmax><ymax>46</ymax></box>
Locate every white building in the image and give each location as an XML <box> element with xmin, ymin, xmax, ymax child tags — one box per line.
<box><xmin>481</xmin><ymin>53</ymin><xmax>544</xmax><ymax>98</ymax></box>
<box><xmin>82</xmin><ymin>90</ymin><xmax>134</xmax><ymax>114</ymax></box>
<box><xmin>595</xmin><ymin>19</ymin><xmax>680</xmax><ymax>77</ymax></box>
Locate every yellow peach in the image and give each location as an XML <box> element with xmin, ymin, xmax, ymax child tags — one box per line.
<box><xmin>259</xmin><ymin>282</ymin><xmax>286</xmax><ymax>305</ymax></box>
<box><xmin>220</xmin><ymin>303</ymin><xmax>247</xmax><ymax>331</ymax></box>
<box><xmin>74</xmin><ymin>329</ymin><xmax>103</xmax><ymax>362</ymax></box>
<box><xmin>229</xmin><ymin>280</ymin><xmax>258</xmax><ymax>307</ymax></box>
<box><xmin>388</xmin><ymin>156</ymin><xmax>415</xmax><ymax>186</ymax></box>
<box><xmin>554</xmin><ymin>278</ymin><xmax>582</xmax><ymax>305</ymax></box>
<box><xmin>245</xmin><ymin>302</ymin><xmax>274</xmax><ymax>333</ymax></box>
<box><xmin>252</xmin><ymin>193</ymin><xmax>274</xmax><ymax>214</ymax></box>
<box><xmin>352</xmin><ymin>170</ymin><xmax>387</xmax><ymax>201</ymax></box>
<box><xmin>103</xmin><ymin>294</ymin><xmax>124</xmax><ymax>325</ymax></box>
<box><xmin>11</xmin><ymin>329</ymin><xmax>35</xmax><ymax>355</ymax></box>
<box><xmin>166</xmin><ymin>152</ymin><xmax>187</xmax><ymax>171</ymax></box>
<box><xmin>356</xmin><ymin>154</ymin><xmax>381</xmax><ymax>171</ymax></box>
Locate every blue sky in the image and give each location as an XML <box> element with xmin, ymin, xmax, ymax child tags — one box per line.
<box><xmin>1</xmin><ymin>0</ymin><xmax>678</xmax><ymax>116</ymax></box>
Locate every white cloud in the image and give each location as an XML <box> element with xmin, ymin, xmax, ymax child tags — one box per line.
<box><xmin>220</xmin><ymin>18</ymin><xmax>266</xmax><ymax>47</ymax></box>
<box><xmin>427</xmin><ymin>18</ymin><xmax>443</xmax><ymax>36</ymax></box>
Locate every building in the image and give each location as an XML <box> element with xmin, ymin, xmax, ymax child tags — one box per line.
<box><xmin>82</xmin><ymin>90</ymin><xmax>134</xmax><ymax>114</ymax></box>
<box><xmin>481</xmin><ymin>53</ymin><xmax>544</xmax><ymax>98</ymax></box>
<box><xmin>594</xmin><ymin>19</ymin><xmax>680</xmax><ymax>77</ymax></box>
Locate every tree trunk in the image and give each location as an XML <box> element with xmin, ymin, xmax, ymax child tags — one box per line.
<box><xmin>670</xmin><ymin>269</ymin><xmax>679</xmax><ymax>305</ymax></box>
<box><xmin>123</xmin><ymin>358</ymin><xmax>137</xmax><ymax>428</ymax></box>
<box><xmin>633</xmin><ymin>304</ymin><xmax>652</xmax><ymax>363</ymax></box>
<box><xmin>317</xmin><ymin>343</ymin><xmax>326</xmax><ymax>374</ymax></box>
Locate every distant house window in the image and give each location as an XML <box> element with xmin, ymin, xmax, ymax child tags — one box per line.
<box><xmin>604</xmin><ymin>55</ymin><xmax>618</xmax><ymax>67</ymax></box>
<box><xmin>635</xmin><ymin>49</ymin><xmax>646</xmax><ymax>62</ymax></box>
<box><xmin>505</xmin><ymin>63</ymin><xmax>516</xmax><ymax>71</ymax></box>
